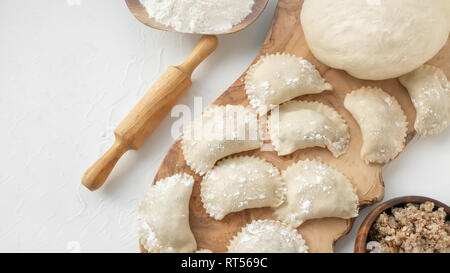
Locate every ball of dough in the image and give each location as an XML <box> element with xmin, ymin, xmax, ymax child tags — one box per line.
<box><xmin>301</xmin><ymin>0</ymin><xmax>450</xmax><ymax>80</ymax></box>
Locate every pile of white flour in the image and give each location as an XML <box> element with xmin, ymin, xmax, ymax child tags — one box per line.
<box><xmin>139</xmin><ymin>0</ymin><xmax>255</xmax><ymax>34</ymax></box>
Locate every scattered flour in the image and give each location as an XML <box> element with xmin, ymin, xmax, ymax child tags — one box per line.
<box><xmin>139</xmin><ymin>0</ymin><xmax>255</xmax><ymax>34</ymax></box>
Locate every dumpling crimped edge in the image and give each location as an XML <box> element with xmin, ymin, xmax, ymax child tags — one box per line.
<box><xmin>399</xmin><ymin>65</ymin><xmax>450</xmax><ymax>136</ymax></box>
<box><xmin>344</xmin><ymin>86</ymin><xmax>408</xmax><ymax>164</ymax></box>
<box><xmin>274</xmin><ymin>158</ymin><xmax>359</xmax><ymax>227</ymax></box>
<box><xmin>137</xmin><ymin>173</ymin><xmax>196</xmax><ymax>253</ymax></box>
<box><xmin>227</xmin><ymin>219</ymin><xmax>309</xmax><ymax>253</ymax></box>
<box><xmin>181</xmin><ymin>105</ymin><xmax>262</xmax><ymax>175</ymax></box>
<box><xmin>244</xmin><ymin>52</ymin><xmax>332</xmax><ymax>113</ymax></box>
<box><xmin>268</xmin><ymin>100</ymin><xmax>350</xmax><ymax>157</ymax></box>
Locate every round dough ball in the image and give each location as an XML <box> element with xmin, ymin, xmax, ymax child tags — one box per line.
<box><xmin>301</xmin><ymin>0</ymin><xmax>450</xmax><ymax>80</ymax></box>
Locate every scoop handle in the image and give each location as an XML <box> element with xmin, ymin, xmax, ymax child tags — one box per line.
<box><xmin>82</xmin><ymin>35</ymin><xmax>218</xmax><ymax>191</ymax></box>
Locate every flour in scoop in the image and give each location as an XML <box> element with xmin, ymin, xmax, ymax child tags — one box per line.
<box><xmin>139</xmin><ymin>0</ymin><xmax>255</xmax><ymax>34</ymax></box>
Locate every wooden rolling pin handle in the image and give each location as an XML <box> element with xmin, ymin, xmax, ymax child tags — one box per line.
<box><xmin>178</xmin><ymin>35</ymin><xmax>218</xmax><ymax>75</ymax></box>
<box><xmin>82</xmin><ymin>138</ymin><xmax>128</xmax><ymax>191</ymax></box>
<box><xmin>82</xmin><ymin>35</ymin><xmax>218</xmax><ymax>191</ymax></box>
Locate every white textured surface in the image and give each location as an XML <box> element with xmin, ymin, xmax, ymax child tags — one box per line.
<box><xmin>0</xmin><ymin>0</ymin><xmax>449</xmax><ymax>253</ymax></box>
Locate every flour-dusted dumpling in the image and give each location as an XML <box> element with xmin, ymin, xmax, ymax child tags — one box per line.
<box><xmin>269</xmin><ymin>100</ymin><xmax>349</xmax><ymax>157</ymax></box>
<box><xmin>399</xmin><ymin>65</ymin><xmax>450</xmax><ymax>135</ymax></box>
<box><xmin>201</xmin><ymin>156</ymin><xmax>285</xmax><ymax>220</ymax></box>
<box><xmin>182</xmin><ymin>105</ymin><xmax>262</xmax><ymax>175</ymax></box>
<box><xmin>137</xmin><ymin>174</ymin><xmax>197</xmax><ymax>253</ymax></box>
<box><xmin>245</xmin><ymin>53</ymin><xmax>332</xmax><ymax>113</ymax></box>
<box><xmin>344</xmin><ymin>87</ymin><xmax>408</xmax><ymax>164</ymax></box>
<box><xmin>274</xmin><ymin>159</ymin><xmax>359</xmax><ymax>228</ymax></box>
<box><xmin>227</xmin><ymin>220</ymin><xmax>309</xmax><ymax>253</ymax></box>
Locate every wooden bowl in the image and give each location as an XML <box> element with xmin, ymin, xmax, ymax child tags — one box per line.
<box><xmin>125</xmin><ymin>0</ymin><xmax>269</xmax><ymax>35</ymax></box>
<box><xmin>354</xmin><ymin>196</ymin><xmax>450</xmax><ymax>253</ymax></box>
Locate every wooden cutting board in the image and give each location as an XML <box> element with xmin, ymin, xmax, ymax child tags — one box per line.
<box><xmin>146</xmin><ymin>0</ymin><xmax>450</xmax><ymax>253</ymax></box>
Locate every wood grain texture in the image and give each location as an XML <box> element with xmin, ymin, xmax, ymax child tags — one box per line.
<box><xmin>148</xmin><ymin>0</ymin><xmax>450</xmax><ymax>253</ymax></box>
<box><xmin>125</xmin><ymin>0</ymin><xmax>269</xmax><ymax>35</ymax></box>
<box><xmin>354</xmin><ymin>196</ymin><xmax>450</xmax><ymax>253</ymax></box>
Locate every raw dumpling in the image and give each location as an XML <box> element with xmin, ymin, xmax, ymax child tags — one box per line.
<box><xmin>201</xmin><ymin>156</ymin><xmax>285</xmax><ymax>220</ymax></box>
<box><xmin>182</xmin><ymin>105</ymin><xmax>262</xmax><ymax>175</ymax></box>
<box><xmin>245</xmin><ymin>53</ymin><xmax>332</xmax><ymax>113</ymax></box>
<box><xmin>137</xmin><ymin>174</ymin><xmax>197</xmax><ymax>253</ymax></box>
<box><xmin>344</xmin><ymin>87</ymin><xmax>408</xmax><ymax>164</ymax></box>
<box><xmin>399</xmin><ymin>65</ymin><xmax>450</xmax><ymax>135</ymax></box>
<box><xmin>227</xmin><ymin>220</ymin><xmax>309</xmax><ymax>253</ymax></box>
<box><xmin>274</xmin><ymin>159</ymin><xmax>359</xmax><ymax>227</ymax></box>
<box><xmin>269</xmin><ymin>100</ymin><xmax>349</xmax><ymax>157</ymax></box>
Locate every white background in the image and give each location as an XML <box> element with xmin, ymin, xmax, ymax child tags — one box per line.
<box><xmin>0</xmin><ymin>0</ymin><xmax>449</xmax><ymax>253</ymax></box>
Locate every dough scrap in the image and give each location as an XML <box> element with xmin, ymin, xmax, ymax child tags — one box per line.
<box><xmin>137</xmin><ymin>174</ymin><xmax>197</xmax><ymax>253</ymax></box>
<box><xmin>201</xmin><ymin>156</ymin><xmax>285</xmax><ymax>220</ymax></box>
<box><xmin>301</xmin><ymin>0</ymin><xmax>450</xmax><ymax>80</ymax></box>
<box><xmin>227</xmin><ymin>220</ymin><xmax>309</xmax><ymax>253</ymax></box>
<box><xmin>274</xmin><ymin>159</ymin><xmax>359</xmax><ymax>228</ymax></box>
<box><xmin>399</xmin><ymin>65</ymin><xmax>450</xmax><ymax>135</ymax></box>
<box><xmin>182</xmin><ymin>105</ymin><xmax>262</xmax><ymax>175</ymax></box>
<box><xmin>245</xmin><ymin>53</ymin><xmax>332</xmax><ymax>113</ymax></box>
<box><xmin>344</xmin><ymin>87</ymin><xmax>408</xmax><ymax>164</ymax></box>
<box><xmin>269</xmin><ymin>100</ymin><xmax>349</xmax><ymax>157</ymax></box>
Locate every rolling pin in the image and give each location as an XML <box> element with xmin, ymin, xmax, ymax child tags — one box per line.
<box><xmin>82</xmin><ymin>35</ymin><xmax>218</xmax><ymax>191</ymax></box>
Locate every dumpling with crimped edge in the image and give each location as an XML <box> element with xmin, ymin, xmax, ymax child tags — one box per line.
<box><xmin>274</xmin><ymin>159</ymin><xmax>359</xmax><ymax>228</ymax></box>
<box><xmin>399</xmin><ymin>65</ymin><xmax>450</xmax><ymax>135</ymax></box>
<box><xmin>181</xmin><ymin>105</ymin><xmax>262</xmax><ymax>175</ymax></box>
<box><xmin>269</xmin><ymin>100</ymin><xmax>349</xmax><ymax>157</ymax></box>
<box><xmin>344</xmin><ymin>87</ymin><xmax>408</xmax><ymax>164</ymax></box>
<box><xmin>227</xmin><ymin>220</ymin><xmax>309</xmax><ymax>253</ymax></box>
<box><xmin>245</xmin><ymin>53</ymin><xmax>332</xmax><ymax>113</ymax></box>
<box><xmin>201</xmin><ymin>156</ymin><xmax>285</xmax><ymax>220</ymax></box>
<box><xmin>137</xmin><ymin>174</ymin><xmax>197</xmax><ymax>253</ymax></box>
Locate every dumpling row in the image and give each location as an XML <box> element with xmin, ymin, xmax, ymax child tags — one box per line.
<box><xmin>344</xmin><ymin>65</ymin><xmax>449</xmax><ymax>165</ymax></box>
<box><xmin>181</xmin><ymin>53</ymin><xmax>348</xmax><ymax>176</ymax></box>
<box><xmin>202</xmin><ymin>156</ymin><xmax>359</xmax><ymax>224</ymax></box>
<box><xmin>223</xmin><ymin>160</ymin><xmax>358</xmax><ymax>253</ymax></box>
<box><xmin>137</xmin><ymin>159</ymin><xmax>360</xmax><ymax>253</ymax></box>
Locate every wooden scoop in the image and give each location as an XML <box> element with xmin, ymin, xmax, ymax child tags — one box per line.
<box><xmin>82</xmin><ymin>0</ymin><xmax>269</xmax><ymax>191</ymax></box>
